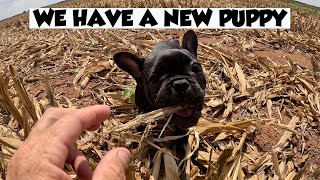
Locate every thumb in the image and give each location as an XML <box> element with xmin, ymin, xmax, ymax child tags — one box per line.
<box><xmin>93</xmin><ymin>148</ymin><xmax>131</xmax><ymax>180</ymax></box>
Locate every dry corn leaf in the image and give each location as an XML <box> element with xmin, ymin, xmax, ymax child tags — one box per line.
<box><xmin>163</xmin><ymin>148</ymin><xmax>180</xmax><ymax>180</ymax></box>
<box><xmin>0</xmin><ymin>137</ymin><xmax>22</xmax><ymax>149</ymax></box>
<box><xmin>151</xmin><ymin>150</ymin><xmax>163</xmax><ymax>180</ymax></box>
<box><xmin>235</xmin><ymin>62</ymin><xmax>247</xmax><ymax>93</ymax></box>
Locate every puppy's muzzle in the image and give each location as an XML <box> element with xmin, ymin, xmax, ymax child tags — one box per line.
<box><xmin>172</xmin><ymin>79</ymin><xmax>190</xmax><ymax>95</ymax></box>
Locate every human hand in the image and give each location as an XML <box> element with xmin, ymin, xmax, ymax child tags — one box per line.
<box><xmin>7</xmin><ymin>105</ymin><xmax>131</xmax><ymax>180</ymax></box>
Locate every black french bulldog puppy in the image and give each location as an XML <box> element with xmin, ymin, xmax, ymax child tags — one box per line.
<box><xmin>113</xmin><ymin>30</ymin><xmax>206</xmax><ymax>128</ymax></box>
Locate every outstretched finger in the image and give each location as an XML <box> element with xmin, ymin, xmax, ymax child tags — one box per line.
<box><xmin>29</xmin><ymin>108</ymin><xmax>72</xmax><ymax>137</ymax></box>
<box><xmin>49</xmin><ymin>105</ymin><xmax>110</xmax><ymax>145</ymax></box>
<box><xmin>40</xmin><ymin>105</ymin><xmax>111</xmax><ymax>168</ymax></box>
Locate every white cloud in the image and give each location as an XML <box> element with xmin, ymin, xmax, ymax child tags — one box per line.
<box><xmin>0</xmin><ymin>0</ymin><xmax>64</xmax><ymax>21</ymax></box>
<box><xmin>296</xmin><ymin>0</ymin><xmax>320</xmax><ymax>7</ymax></box>
<box><xmin>0</xmin><ymin>0</ymin><xmax>11</xmax><ymax>7</ymax></box>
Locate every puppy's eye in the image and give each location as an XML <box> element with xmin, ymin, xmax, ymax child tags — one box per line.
<box><xmin>192</xmin><ymin>63</ymin><xmax>202</xmax><ymax>73</ymax></box>
<box><xmin>149</xmin><ymin>75</ymin><xmax>159</xmax><ymax>84</ymax></box>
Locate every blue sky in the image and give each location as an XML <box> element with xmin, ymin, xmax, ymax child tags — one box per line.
<box><xmin>0</xmin><ymin>0</ymin><xmax>319</xmax><ymax>21</ymax></box>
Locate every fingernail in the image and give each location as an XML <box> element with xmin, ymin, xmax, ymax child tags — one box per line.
<box><xmin>117</xmin><ymin>150</ymin><xmax>131</xmax><ymax>165</ymax></box>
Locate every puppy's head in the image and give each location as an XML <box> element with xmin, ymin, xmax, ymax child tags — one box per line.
<box><xmin>114</xmin><ymin>30</ymin><xmax>206</xmax><ymax>128</ymax></box>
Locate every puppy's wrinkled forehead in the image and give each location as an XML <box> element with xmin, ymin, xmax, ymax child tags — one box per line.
<box><xmin>146</xmin><ymin>49</ymin><xmax>196</xmax><ymax>75</ymax></box>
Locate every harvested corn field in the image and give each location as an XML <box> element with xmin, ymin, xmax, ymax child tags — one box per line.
<box><xmin>0</xmin><ymin>0</ymin><xmax>320</xmax><ymax>179</ymax></box>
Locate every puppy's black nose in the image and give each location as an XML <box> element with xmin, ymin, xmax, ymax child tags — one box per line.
<box><xmin>172</xmin><ymin>79</ymin><xmax>190</xmax><ymax>95</ymax></box>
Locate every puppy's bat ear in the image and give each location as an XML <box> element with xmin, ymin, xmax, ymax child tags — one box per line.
<box><xmin>113</xmin><ymin>52</ymin><xmax>144</xmax><ymax>80</ymax></box>
<box><xmin>182</xmin><ymin>30</ymin><xmax>198</xmax><ymax>57</ymax></box>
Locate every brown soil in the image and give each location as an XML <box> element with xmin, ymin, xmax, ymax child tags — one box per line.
<box><xmin>254</xmin><ymin>124</ymin><xmax>282</xmax><ymax>152</ymax></box>
<box><xmin>255</xmin><ymin>50</ymin><xmax>313</xmax><ymax>69</ymax></box>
